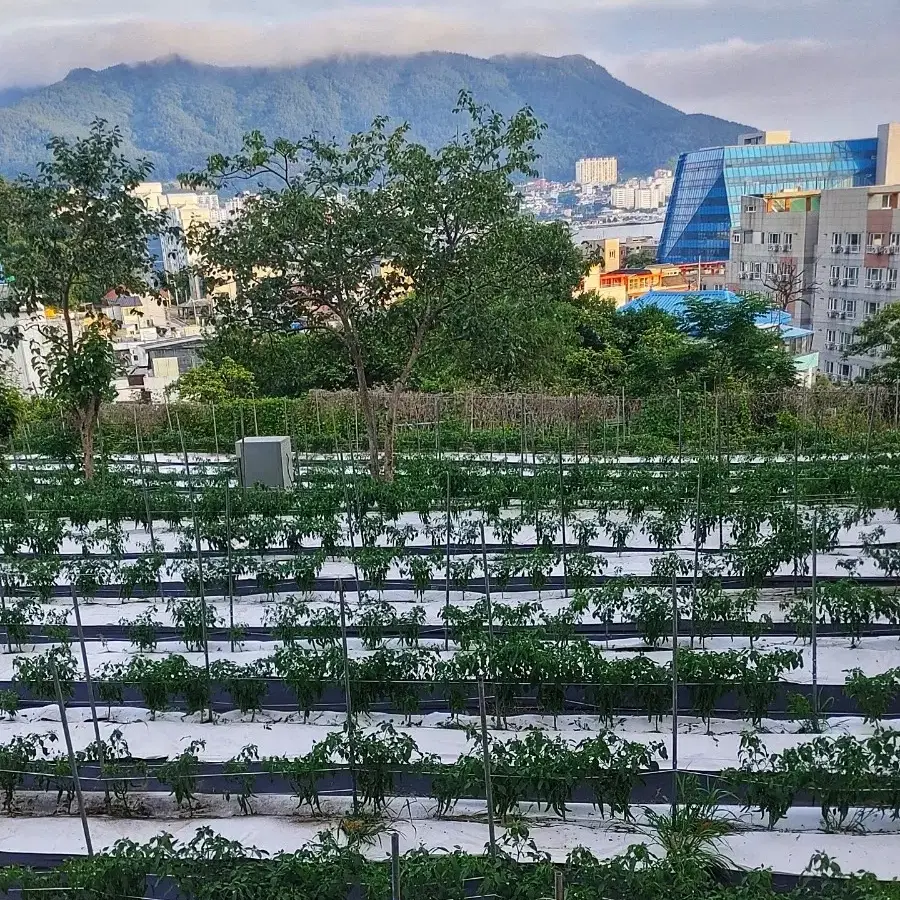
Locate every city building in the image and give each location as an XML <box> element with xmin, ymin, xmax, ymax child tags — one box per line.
<box><xmin>658</xmin><ymin>123</ymin><xmax>900</xmax><ymax>265</ymax></box>
<box><xmin>814</xmin><ymin>183</ymin><xmax>900</xmax><ymax>382</ymax></box>
<box><xmin>622</xmin><ymin>289</ymin><xmax>818</xmax><ymax>385</ymax></box>
<box><xmin>726</xmin><ymin>190</ymin><xmax>821</xmax><ymax>326</ymax></box>
<box><xmin>575</xmin><ymin>157</ymin><xmax>618</xmax><ymax>186</ymax></box>
<box><xmin>610</xmin><ymin>177</ymin><xmax>672</xmax><ymax>211</ymax></box>
<box><xmin>596</xmin><ymin>264</ymin><xmax>691</xmax><ymax>302</ymax></box>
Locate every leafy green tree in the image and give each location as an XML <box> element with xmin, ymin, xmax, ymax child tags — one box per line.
<box><xmin>183</xmin><ymin>93</ymin><xmax>546</xmax><ymax>479</ymax></box>
<box><xmin>846</xmin><ymin>302</ymin><xmax>900</xmax><ymax>383</ymax></box>
<box><xmin>0</xmin><ymin>121</ymin><xmax>165</xmax><ymax>477</ymax></box>
<box><xmin>171</xmin><ymin>356</ymin><xmax>257</xmax><ymax>404</ymax></box>
<box><xmin>625</xmin><ymin>249</ymin><xmax>656</xmax><ymax>268</ymax></box>
<box><xmin>0</xmin><ymin>378</ymin><xmax>24</xmax><ymax>446</ymax></box>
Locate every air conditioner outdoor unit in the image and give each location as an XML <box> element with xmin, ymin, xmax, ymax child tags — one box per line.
<box><xmin>875</xmin><ymin>282</ymin><xmax>884</xmax><ymax>290</ymax></box>
<box><xmin>828</xmin><ymin>311</ymin><xmax>838</xmax><ymax>318</ymax></box>
<box><xmin>842</xmin><ymin>280</ymin><xmax>850</xmax><ymax>287</ymax></box>
<box><xmin>866</xmin><ymin>247</ymin><xmax>877</xmax><ymax>254</ymax></box>
<box><xmin>828</xmin><ymin>278</ymin><xmax>838</xmax><ymax>286</ymax></box>
<box><xmin>826</xmin><ymin>342</ymin><xmax>836</xmax><ymax>350</ymax></box>
<box><xmin>833</xmin><ymin>247</ymin><xmax>843</xmax><ymax>254</ymax></box>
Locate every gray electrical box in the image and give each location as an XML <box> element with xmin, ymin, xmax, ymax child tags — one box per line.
<box><xmin>236</xmin><ymin>436</ymin><xmax>294</xmax><ymax>489</ymax></box>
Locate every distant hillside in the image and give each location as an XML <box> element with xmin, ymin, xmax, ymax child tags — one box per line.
<box><xmin>0</xmin><ymin>53</ymin><xmax>750</xmax><ymax>181</ymax></box>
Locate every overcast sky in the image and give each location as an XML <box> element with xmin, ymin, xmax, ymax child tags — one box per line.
<box><xmin>0</xmin><ymin>0</ymin><xmax>896</xmax><ymax>138</ymax></box>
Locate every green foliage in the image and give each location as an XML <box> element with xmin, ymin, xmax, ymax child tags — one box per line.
<box><xmin>172</xmin><ymin>357</ymin><xmax>257</xmax><ymax>404</ymax></box>
<box><xmin>0</xmin><ymin>120</ymin><xmax>165</xmax><ymax>477</ymax></box>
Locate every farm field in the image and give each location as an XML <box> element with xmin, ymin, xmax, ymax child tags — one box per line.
<box><xmin>6</xmin><ymin>442</ymin><xmax>900</xmax><ymax>898</ymax></box>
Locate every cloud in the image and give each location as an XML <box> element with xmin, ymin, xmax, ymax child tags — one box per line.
<box><xmin>609</xmin><ymin>36</ymin><xmax>900</xmax><ymax>138</ymax></box>
<box><xmin>0</xmin><ymin>8</ymin><xmax>572</xmax><ymax>88</ymax></box>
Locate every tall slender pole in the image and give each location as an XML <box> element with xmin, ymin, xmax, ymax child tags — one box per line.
<box><xmin>338</xmin><ymin>579</ymin><xmax>359</xmax><ymax>815</ymax></box>
<box><xmin>53</xmin><ymin>659</ymin><xmax>93</xmax><ymax>856</ymax></box>
<box><xmin>225</xmin><ymin>477</ymin><xmax>235</xmax><ymax>652</ymax></box>
<box><xmin>211</xmin><ymin>404</ymin><xmax>220</xmax><ymax>456</ymax></box>
<box><xmin>176</xmin><ymin>412</ymin><xmax>211</xmax><ymax>720</ymax></box>
<box><xmin>478</xmin><ymin>679</ymin><xmax>497</xmax><ymax>857</ymax></box>
<box><xmin>70</xmin><ymin>586</ymin><xmax>109</xmax><ymax>805</ymax></box>
<box><xmin>558</xmin><ymin>443</ymin><xmax>568</xmax><ymax>598</ymax></box>
<box><xmin>671</xmin><ymin>570</ymin><xmax>679</xmax><ymax>820</ymax></box>
<box><xmin>811</xmin><ymin>513</ymin><xmax>819</xmax><ymax>721</ymax></box>
<box><xmin>444</xmin><ymin>471</ymin><xmax>452</xmax><ymax>652</ymax></box>
<box><xmin>391</xmin><ymin>832</ymin><xmax>401</xmax><ymax>900</ymax></box>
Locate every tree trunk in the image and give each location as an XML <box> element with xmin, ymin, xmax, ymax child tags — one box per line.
<box><xmin>350</xmin><ymin>357</ymin><xmax>383</xmax><ymax>480</ymax></box>
<box><xmin>79</xmin><ymin>415</ymin><xmax>95</xmax><ymax>480</ymax></box>
<box><xmin>75</xmin><ymin>400</ymin><xmax>100</xmax><ymax>480</ymax></box>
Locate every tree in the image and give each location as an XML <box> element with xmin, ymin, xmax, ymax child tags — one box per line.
<box><xmin>0</xmin><ymin>377</ymin><xmax>24</xmax><ymax>447</ymax></box>
<box><xmin>170</xmin><ymin>357</ymin><xmax>257</xmax><ymax>404</ymax></box>
<box><xmin>846</xmin><ymin>302</ymin><xmax>900</xmax><ymax>383</ymax></box>
<box><xmin>0</xmin><ymin>121</ymin><xmax>165</xmax><ymax>478</ymax></box>
<box><xmin>183</xmin><ymin>93</ymin><xmax>545</xmax><ymax>480</ymax></box>
<box><xmin>625</xmin><ymin>249</ymin><xmax>656</xmax><ymax>268</ymax></box>
<box><xmin>761</xmin><ymin>260</ymin><xmax>814</xmax><ymax>320</ymax></box>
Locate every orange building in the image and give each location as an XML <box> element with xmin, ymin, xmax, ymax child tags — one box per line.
<box><xmin>597</xmin><ymin>264</ymin><xmax>690</xmax><ymax>302</ymax></box>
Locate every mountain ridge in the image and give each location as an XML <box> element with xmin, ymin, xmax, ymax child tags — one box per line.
<box><xmin>0</xmin><ymin>52</ymin><xmax>750</xmax><ymax>181</ymax></box>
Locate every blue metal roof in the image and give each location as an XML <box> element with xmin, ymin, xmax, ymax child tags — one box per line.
<box><xmin>621</xmin><ymin>290</ymin><xmax>792</xmax><ymax>327</ymax></box>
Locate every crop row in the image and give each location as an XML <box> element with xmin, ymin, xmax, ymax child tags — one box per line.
<box><xmin>0</xmin><ymin>825</ymin><xmax>893</xmax><ymax>900</ymax></box>
<box><xmin>4</xmin><ymin>453</ymin><xmax>900</xmax><ymax>527</ymax></box>
<box><xmin>6</xmin><ymin>725</ymin><xmax>900</xmax><ymax>832</ymax></box>
<box><xmin>0</xmin><ymin>726</ymin><xmax>665</xmax><ymax>820</ymax></box>
<box><xmin>5</xmin><ymin>642</ymin><xmax>811</xmax><ymax>725</ymax></box>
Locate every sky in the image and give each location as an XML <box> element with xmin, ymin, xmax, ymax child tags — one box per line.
<box><xmin>0</xmin><ymin>0</ymin><xmax>896</xmax><ymax>138</ymax></box>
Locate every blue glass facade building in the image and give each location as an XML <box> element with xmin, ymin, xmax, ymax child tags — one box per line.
<box><xmin>658</xmin><ymin>139</ymin><xmax>879</xmax><ymax>264</ymax></box>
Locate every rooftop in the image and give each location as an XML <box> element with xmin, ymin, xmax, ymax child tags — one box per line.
<box><xmin>622</xmin><ymin>289</ymin><xmax>794</xmax><ymax>328</ymax></box>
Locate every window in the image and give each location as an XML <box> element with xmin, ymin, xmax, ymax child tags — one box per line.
<box><xmin>739</xmin><ymin>261</ymin><xmax>749</xmax><ymax>274</ymax></box>
<box><xmin>831</xmin><ymin>234</ymin><xmax>843</xmax><ymax>251</ymax></box>
<box><xmin>783</xmin><ymin>233</ymin><xmax>794</xmax><ymax>251</ymax></box>
<box><xmin>890</xmin><ymin>233</ymin><xmax>900</xmax><ymax>250</ymax></box>
<box><xmin>883</xmin><ymin>194</ymin><xmax>892</xmax><ymax>209</ymax></box>
<box><xmin>766</xmin><ymin>261</ymin><xmax>776</xmax><ymax>275</ymax></box>
<box><xmin>888</xmin><ymin>269</ymin><xmax>898</xmax><ymax>289</ymax></box>
<box><xmin>767</xmin><ymin>232</ymin><xmax>781</xmax><ymax>247</ymax></box>
<box><xmin>840</xmin><ymin>363</ymin><xmax>852</xmax><ymax>379</ymax></box>
<box><xmin>825</xmin><ymin>329</ymin><xmax>837</xmax><ymax>344</ymax></box>
<box><xmin>840</xmin><ymin>331</ymin><xmax>853</xmax><ymax>347</ymax></box>
<box><xmin>846</xmin><ymin>233</ymin><xmax>862</xmax><ymax>251</ymax></box>
<box><xmin>751</xmin><ymin>262</ymin><xmax>762</xmax><ymax>277</ymax></box>
<box><xmin>866</xmin><ymin>267</ymin><xmax>884</xmax><ymax>286</ymax></box>
<box><xmin>828</xmin><ymin>296</ymin><xmax>840</xmax><ymax>312</ymax></box>
<box><xmin>866</xmin><ymin>301</ymin><xmax>879</xmax><ymax>317</ymax></box>
<box><xmin>868</xmin><ymin>233</ymin><xmax>885</xmax><ymax>249</ymax></box>
<box><xmin>825</xmin><ymin>361</ymin><xmax>835</xmax><ymax>375</ymax></box>
<box><xmin>844</xmin><ymin>267</ymin><xmax>860</xmax><ymax>286</ymax></box>
<box><xmin>843</xmin><ymin>299</ymin><xmax>857</xmax><ymax>317</ymax></box>
<box><xmin>743</xmin><ymin>201</ymin><xmax>758</xmax><ymax>213</ymax></box>
<box><xmin>830</xmin><ymin>264</ymin><xmax>841</xmax><ymax>283</ymax></box>
<box><xmin>732</xmin><ymin>231</ymin><xmax>742</xmax><ymax>244</ymax></box>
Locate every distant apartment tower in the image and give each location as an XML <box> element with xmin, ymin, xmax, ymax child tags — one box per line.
<box><xmin>576</xmin><ymin>156</ymin><xmax>618</xmax><ymax>186</ymax></box>
<box><xmin>659</xmin><ymin>125</ymin><xmax>900</xmax><ymax>264</ymax></box>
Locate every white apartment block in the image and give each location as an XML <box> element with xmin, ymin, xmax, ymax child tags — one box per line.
<box><xmin>575</xmin><ymin>156</ymin><xmax>618</xmax><ymax>186</ymax></box>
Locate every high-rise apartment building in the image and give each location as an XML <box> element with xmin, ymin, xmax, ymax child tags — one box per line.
<box><xmin>727</xmin><ymin>183</ymin><xmax>900</xmax><ymax>381</ymax></box>
<box><xmin>659</xmin><ymin>125</ymin><xmax>900</xmax><ymax>264</ymax></box>
<box><xmin>575</xmin><ymin>156</ymin><xmax>618</xmax><ymax>186</ymax></box>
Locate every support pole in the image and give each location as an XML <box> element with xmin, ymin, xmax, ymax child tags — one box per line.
<box><xmin>176</xmin><ymin>412</ymin><xmax>211</xmax><ymax>721</ymax></box>
<box><xmin>444</xmin><ymin>471</ymin><xmax>452</xmax><ymax>652</ymax></box>
<box><xmin>338</xmin><ymin>579</ymin><xmax>359</xmax><ymax>815</ymax></box>
<box><xmin>53</xmin><ymin>659</ymin><xmax>93</xmax><ymax>856</ymax></box>
<box><xmin>811</xmin><ymin>513</ymin><xmax>818</xmax><ymax>721</ymax></box>
<box><xmin>70</xmin><ymin>586</ymin><xmax>109</xmax><ymax>805</ymax></box>
<box><xmin>391</xmin><ymin>832</ymin><xmax>401</xmax><ymax>900</ymax></box>
<box><xmin>478</xmin><ymin>679</ymin><xmax>497</xmax><ymax>857</ymax></box>
<box><xmin>558</xmin><ymin>442</ymin><xmax>568</xmax><ymax>598</ymax></box>
<box><xmin>671</xmin><ymin>570</ymin><xmax>679</xmax><ymax>820</ymax></box>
